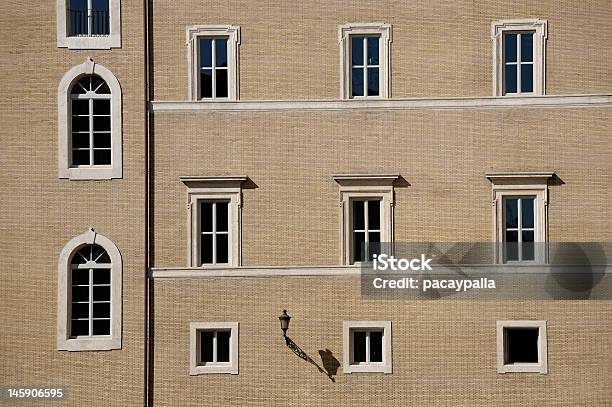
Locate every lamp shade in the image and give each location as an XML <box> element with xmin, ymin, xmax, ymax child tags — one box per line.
<box><xmin>278</xmin><ymin>310</ymin><xmax>291</xmax><ymax>335</ymax></box>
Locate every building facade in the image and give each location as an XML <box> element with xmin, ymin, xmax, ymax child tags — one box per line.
<box><xmin>0</xmin><ymin>0</ymin><xmax>611</xmax><ymax>406</ymax></box>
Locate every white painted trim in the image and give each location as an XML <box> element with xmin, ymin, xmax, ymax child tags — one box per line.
<box><xmin>186</xmin><ymin>25</ymin><xmax>240</xmax><ymax>101</ymax></box>
<box><xmin>56</xmin><ymin>0</ymin><xmax>121</xmax><ymax>49</ymax></box>
<box><xmin>190</xmin><ymin>322</ymin><xmax>239</xmax><ymax>375</ymax></box>
<box><xmin>343</xmin><ymin>321</ymin><xmax>392</xmax><ymax>374</ymax></box>
<box><xmin>58</xmin><ymin>59</ymin><xmax>123</xmax><ymax>180</ymax></box>
<box><xmin>338</xmin><ymin>23</ymin><xmax>392</xmax><ymax>99</ymax></box>
<box><xmin>57</xmin><ymin>228</ymin><xmax>122</xmax><ymax>351</ymax></box>
<box><xmin>491</xmin><ymin>19</ymin><xmax>547</xmax><ymax>96</ymax></box>
<box><xmin>150</xmin><ymin>94</ymin><xmax>612</xmax><ymax>113</ymax></box>
<box><xmin>496</xmin><ymin>320</ymin><xmax>548</xmax><ymax>374</ymax></box>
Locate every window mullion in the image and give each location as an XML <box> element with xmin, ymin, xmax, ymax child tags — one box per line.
<box><xmin>363</xmin><ymin>38</ymin><xmax>367</xmax><ymax>95</ymax></box>
<box><xmin>87</xmin><ymin>0</ymin><xmax>93</xmax><ymax>36</ymax></box>
<box><xmin>364</xmin><ymin>201</ymin><xmax>369</xmax><ymax>243</ymax></box>
<box><xmin>212</xmin><ymin>202</ymin><xmax>217</xmax><ymax>264</ymax></box>
<box><xmin>212</xmin><ymin>39</ymin><xmax>217</xmax><ymax>99</ymax></box>
<box><xmin>517</xmin><ymin>33</ymin><xmax>522</xmax><ymax>94</ymax></box>
<box><xmin>213</xmin><ymin>331</ymin><xmax>218</xmax><ymax>363</ymax></box>
<box><xmin>88</xmin><ymin>268</ymin><xmax>93</xmax><ymax>336</ymax></box>
<box><xmin>89</xmin><ymin>98</ymin><xmax>94</xmax><ymax>166</ymax></box>
<box><xmin>365</xmin><ymin>331</ymin><xmax>370</xmax><ymax>363</ymax></box>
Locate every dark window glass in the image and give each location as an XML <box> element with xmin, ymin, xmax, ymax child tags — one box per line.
<box><xmin>92</xmin><ymin>0</ymin><xmax>109</xmax><ymax>11</ymax></box>
<box><xmin>97</xmin><ymin>82</ymin><xmax>111</xmax><ymax>94</ymax></box>
<box><xmin>216</xmin><ymin>69</ymin><xmax>228</xmax><ymax>98</ymax></box>
<box><xmin>367</xmin><ymin>68</ymin><xmax>379</xmax><ymax>96</ymax></box>
<box><xmin>69</xmin><ymin>0</ymin><xmax>88</xmax><ymax>36</ymax></box>
<box><xmin>217</xmin><ymin>331</ymin><xmax>231</xmax><ymax>362</ymax></box>
<box><xmin>71</xmin><ymin>269</ymin><xmax>89</xmax><ymax>284</ymax></box>
<box><xmin>522</xmin><ymin>231</ymin><xmax>535</xmax><ymax>261</ymax></box>
<box><xmin>94</xmin><ymin>116</ymin><xmax>111</xmax><ymax>131</ymax></box>
<box><xmin>93</xmin><ymin>285</ymin><xmax>110</xmax><ymax>301</ymax></box>
<box><xmin>93</xmin><ymin>133</ymin><xmax>111</xmax><ymax>148</ymax></box>
<box><xmin>505</xmin><ymin>328</ymin><xmax>539</xmax><ymax>363</ymax></box>
<box><xmin>200</xmin><ymin>39</ymin><xmax>213</xmax><ymax>68</ymax></box>
<box><xmin>521</xmin><ymin>33</ymin><xmax>533</xmax><ymax>62</ymax></box>
<box><xmin>200</xmin><ymin>70</ymin><xmax>213</xmax><ymax>98</ymax></box>
<box><xmin>215</xmin><ymin>39</ymin><xmax>228</xmax><ymax>67</ymax></box>
<box><xmin>93</xmin><ymin>269</ymin><xmax>111</xmax><ymax>284</ymax></box>
<box><xmin>504</xmin><ymin>33</ymin><xmax>517</xmax><ymax>63</ymax></box>
<box><xmin>370</xmin><ymin>331</ymin><xmax>383</xmax><ymax>362</ymax></box>
<box><xmin>93</xmin><ymin>302</ymin><xmax>111</xmax><ymax>318</ymax></box>
<box><xmin>72</xmin><ymin>302</ymin><xmax>89</xmax><ymax>319</ymax></box>
<box><xmin>72</xmin><ymin>115</ymin><xmax>90</xmax><ymax>132</ymax></box>
<box><xmin>216</xmin><ymin>234</ymin><xmax>228</xmax><ymax>263</ymax></box>
<box><xmin>353</xmin><ymin>232</ymin><xmax>365</xmax><ymax>262</ymax></box>
<box><xmin>505</xmin><ymin>199</ymin><xmax>518</xmax><ymax>228</ymax></box>
<box><xmin>93</xmin><ymin>99</ymin><xmax>110</xmax><ymax>115</ymax></box>
<box><xmin>201</xmin><ymin>202</ymin><xmax>213</xmax><ymax>232</ymax></box>
<box><xmin>200</xmin><ymin>234</ymin><xmax>213</xmax><ymax>264</ymax></box>
<box><xmin>505</xmin><ymin>231</ymin><xmax>519</xmax><ymax>261</ymax></box>
<box><xmin>368</xmin><ymin>232</ymin><xmax>380</xmax><ymax>243</ymax></box>
<box><xmin>368</xmin><ymin>201</ymin><xmax>380</xmax><ymax>229</ymax></box>
<box><xmin>353</xmin><ymin>201</ymin><xmax>365</xmax><ymax>230</ymax></box>
<box><xmin>521</xmin><ymin>64</ymin><xmax>533</xmax><ymax>92</ymax></box>
<box><xmin>72</xmin><ymin>149</ymin><xmax>90</xmax><ymax>166</ymax></box>
<box><xmin>367</xmin><ymin>37</ymin><xmax>379</xmax><ymax>65</ymax></box>
<box><xmin>200</xmin><ymin>331</ymin><xmax>215</xmax><ymax>362</ymax></box>
<box><xmin>505</xmin><ymin>65</ymin><xmax>517</xmax><ymax>93</ymax></box>
<box><xmin>505</xmin><ymin>230</ymin><xmax>519</xmax><ymax>243</ymax></box>
<box><xmin>353</xmin><ymin>331</ymin><xmax>367</xmax><ymax>363</ymax></box>
<box><xmin>71</xmin><ymin>319</ymin><xmax>89</xmax><ymax>337</ymax></box>
<box><xmin>70</xmin><ymin>0</ymin><xmax>87</xmax><ymax>11</ymax></box>
<box><xmin>351</xmin><ymin>36</ymin><xmax>363</xmax><ymax>66</ymax></box>
<box><xmin>72</xmin><ymin>133</ymin><xmax>90</xmax><ymax>149</ymax></box>
<box><xmin>351</xmin><ymin>68</ymin><xmax>364</xmax><ymax>96</ymax></box>
<box><xmin>93</xmin><ymin>149</ymin><xmax>111</xmax><ymax>165</ymax></box>
<box><xmin>216</xmin><ymin>202</ymin><xmax>228</xmax><ymax>232</ymax></box>
<box><xmin>71</xmin><ymin>286</ymin><xmax>89</xmax><ymax>302</ymax></box>
<box><xmin>521</xmin><ymin>198</ymin><xmax>534</xmax><ymax>228</ymax></box>
<box><xmin>92</xmin><ymin>319</ymin><xmax>110</xmax><ymax>335</ymax></box>
<box><xmin>72</xmin><ymin>99</ymin><xmax>89</xmax><ymax>115</ymax></box>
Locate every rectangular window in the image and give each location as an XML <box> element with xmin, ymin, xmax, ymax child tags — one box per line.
<box><xmin>190</xmin><ymin>322</ymin><xmax>239</xmax><ymax>375</ymax></box>
<box><xmin>503</xmin><ymin>196</ymin><xmax>536</xmax><ymax>262</ymax></box>
<box><xmin>497</xmin><ymin>320</ymin><xmax>547</xmax><ymax>374</ymax></box>
<box><xmin>199</xmin><ymin>201</ymin><xmax>230</xmax><ymax>265</ymax></box>
<box><xmin>352</xmin><ymin>199</ymin><xmax>381</xmax><ymax>263</ymax></box>
<box><xmin>343</xmin><ymin>321</ymin><xmax>392</xmax><ymax>373</ymax></box>
<box><xmin>199</xmin><ymin>37</ymin><xmax>229</xmax><ymax>99</ymax></box>
<box><xmin>350</xmin><ymin>36</ymin><xmax>380</xmax><ymax>97</ymax></box>
<box><xmin>69</xmin><ymin>0</ymin><xmax>110</xmax><ymax>37</ymax></box>
<box><xmin>503</xmin><ymin>32</ymin><xmax>534</xmax><ymax>94</ymax></box>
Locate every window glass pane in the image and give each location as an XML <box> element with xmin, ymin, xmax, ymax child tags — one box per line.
<box><xmin>71</xmin><ymin>320</ymin><xmax>89</xmax><ymax>337</ymax></box>
<box><xmin>199</xmin><ymin>39</ymin><xmax>212</xmax><ymax>68</ymax></box>
<box><xmin>351</xmin><ymin>68</ymin><xmax>364</xmax><ymax>97</ymax></box>
<box><xmin>216</xmin><ymin>234</ymin><xmax>228</xmax><ymax>263</ymax></box>
<box><xmin>367</xmin><ymin>37</ymin><xmax>379</xmax><ymax>65</ymax></box>
<box><xmin>93</xmin><ymin>269</ymin><xmax>111</xmax><ymax>284</ymax></box>
<box><xmin>521</xmin><ymin>33</ymin><xmax>533</xmax><ymax>62</ymax></box>
<box><xmin>215</xmin><ymin>39</ymin><xmax>228</xmax><ymax>67</ymax></box>
<box><xmin>353</xmin><ymin>331</ymin><xmax>367</xmax><ymax>363</ymax></box>
<box><xmin>505</xmin><ymin>199</ymin><xmax>518</xmax><ymax>228</ymax></box>
<box><xmin>201</xmin><ymin>202</ymin><xmax>213</xmax><ymax>232</ymax></box>
<box><xmin>92</xmin><ymin>0</ymin><xmax>109</xmax><ymax>11</ymax></box>
<box><xmin>97</xmin><ymin>81</ymin><xmax>111</xmax><ymax>94</ymax></box>
<box><xmin>200</xmin><ymin>70</ymin><xmax>213</xmax><ymax>98</ymax></box>
<box><xmin>72</xmin><ymin>150</ymin><xmax>90</xmax><ymax>166</ymax></box>
<box><xmin>93</xmin><ymin>285</ymin><xmax>110</xmax><ymax>301</ymax></box>
<box><xmin>351</xmin><ymin>37</ymin><xmax>363</xmax><ymax>66</ymax></box>
<box><xmin>69</xmin><ymin>0</ymin><xmax>88</xmax><ymax>36</ymax></box>
<box><xmin>216</xmin><ymin>69</ymin><xmax>228</xmax><ymax>98</ymax></box>
<box><xmin>505</xmin><ymin>230</ymin><xmax>518</xmax><ymax>243</ymax></box>
<box><xmin>522</xmin><ymin>231</ymin><xmax>535</xmax><ymax>261</ymax></box>
<box><xmin>368</xmin><ymin>200</ymin><xmax>380</xmax><ymax>230</ymax></box>
<box><xmin>367</xmin><ymin>67</ymin><xmax>379</xmax><ymax>96</ymax></box>
<box><xmin>369</xmin><ymin>331</ymin><xmax>383</xmax><ymax>362</ymax></box>
<box><xmin>521</xmin><ymin>198</ymin><xmax>534</xmax><ymax>228</ymax></box>
<box><xmin>94</xmin><ymin>116</ymin><xmax>111</xmax><ymax>131</ymax></box>
<box><xmin>93</xmin><ymin>149</ymin><xmax>111</xmax><ymax>165</ymax></box>
<box><xmin>200</xmin><ymin>332</ymin><xmax>215</xmax><ymax>362</ymax></box>
<box><xmin>72</xmin><ymin>99</ymin><xmax>89</xmax><ymax>115</ymax></box>
<box><xmin>90</xmin><ymin>76</ymin><xmax>104</xmax><ymax>92</ymax></box>
<box><xmin>505</xmin><ymin>231</ymin><xmax>519</xmax><ymax>261</ymax></box>
<box><xmin>504</xmin><ymin>33</ymin><xmax>517</xmax><ymax>63</ymax></box>
<box><xmin>71</xmin><ymin>302</ymin><xmax>89</xmax><ymax>319</ymax></box>
<box><xmin>504</xmin><ymin>65</ymin><xmax>517</xmax><ymax>93</ymax></box>
<box><xmin>353</xmin><ymin>232</ymin><xmax>365</xmax><ymax>262</ymax></box>
<box><xmin>72</xmin><ymin>133</ymin><xmax>90</xmax><ymax>149</ymax></box>
<box><xmin>96</xmin><ymin>248</ymin><xmax>111</xmax><ymax>263</ymax></box>
<box><xmin>521</xmin><ymin>64</ymin><xmax>533</xmax><ymax>93</ymax></box>
<box><xmin>93</xmin><ymin>99</ymin><xmax>110</xmax><ymax>115</ymax></box>
<box><xmin>216</xmin><ymin>202</ymin><xmax>228</xmax><ymax>232</ymax></box>
<box><xmin>200</xmin><ymin>234</ymin><xmax>213</xmax><ymax>264</ymax></box>
<box><xmin>71</xmin><ymin>269</ymin><xmax>89</xmax><ymax>284</ymax></box>
<box><xmin>506</xmin><ymin>328</ymin><xmax>539</xmax><ymax>363</ymax></box>
<box><xmin>70</xmin><ymin>0</ymin><xmax>87</xmax><ymax>11</ymax></box>
<box><xmin>94</xmin><ymin>133</ymin><xmax>111</xmax><ymax>148</ymax></box>
<box><xmin>92</xmin><ymin>319</ymin><xmax>110</xmax><ymax>335</ymax></box>
<box><xmin>71</xmin><ymin>286</ymin><xmax>89</xmax><ymax>302</ymax></box>
<box><xmin>216</xmin><ymin>331</ymin><xmax>231</xmax><ymax>362</ymax></box>
<box><xmin>368</xmin><ymin>232</ymin><xmax>380</xmax><ymax>243</ymax></box>
<box><xmin>93</xmin><ymin>302</ymin><xmax>110</xmax><ymax>318</ymax></box>
<box><xmin>353</xmin><ymin>201</ymin><xmax>365</xmax><ymax>230</ymax></box>
<box><xmin>72</xmin><ymin>115</ymin><xmax>90</xmax><ymax>132</ymax></box>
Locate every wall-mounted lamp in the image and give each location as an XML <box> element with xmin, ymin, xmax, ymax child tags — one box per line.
<box><xmin>278</xmin><ymin>310</ymin><xmax>291</xmax><ymax>337</ymax></box>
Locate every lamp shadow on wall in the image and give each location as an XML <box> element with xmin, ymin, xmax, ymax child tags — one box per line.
<box><xmin>284</xmin><ymin>336</ymin><xmax>340</xmax><ymax>382</ymax></box>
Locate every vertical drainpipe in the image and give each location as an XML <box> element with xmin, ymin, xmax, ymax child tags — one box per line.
<box><xmin>143</xmin><ymin>0</ymin><xmax>151</xmax><ymax>405</ymax></box>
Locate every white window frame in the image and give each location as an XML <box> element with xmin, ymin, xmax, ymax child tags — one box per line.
<box><xmin>58</xmin><ymin>59</ymin><xmax>122</xmax><ymax>180</ymax></box>
<box><xmin>338</xmin><ymin>23</ymin><xmax>392</xmax><ymax>99</ymax></box>
<box><xmin>57</xmin><ymin>228</ymin><xmax>122</xmax><ymax>351</ymax></box>
<box><xmin>343</xmin><ymin>321</ymin><xmax>392</xmax><ymax>374</ymax></box>
<box><xmin>491</xmin><ymin>19</ymin><xmax>547</xmax><ymax>96</ymax></box>
<box><xmin>181</xmin><ymin>176</ymin><xmax>246</xmax><ymax>267</ymax></box>
<box><xmin>186</xmin><ymin>25</ymin><xmax>240</xmax><ymax>101</ymax></box>
<box><xmin>190</xmin><ymin>322</ymin><xmax>239</xmax><ymax>375</ymax></box>
<box><xmin>497</xmin><ymin>320</ymin><xmax>548</xmax><ymax>374</ymax></box>
<box><xmin>333</xmin><ymin>174</ymin><xmax>398</xmax><ymax>265</ymax></box>
<box><xmin>57</xmin><ymin>0</ymin><xmax>121</xmax><ymax>49</ymax></box>
<box><xmin>487</xmin><ymin>172</ymin><xmax>553</xmax><ymax>264</ymax></box>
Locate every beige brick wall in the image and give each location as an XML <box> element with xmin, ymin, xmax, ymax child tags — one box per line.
<box><xmin>151</xmin><ymin>107</ymin><xmax>612</xmax><ymax>268</ymax></box>
<box><xmin>152</xmin><ymin>277</ymin><xmax>612</xmax><ymax>406</ymax></box>
<box><xmin>151</xmin><ymin>0</ymin><xmax>612</xmax><ymax>101</ymax></box>
<box><xmin>0</xmin><ymin>1</ymin><xmax>145</xmax><ymax>406</ymax></box>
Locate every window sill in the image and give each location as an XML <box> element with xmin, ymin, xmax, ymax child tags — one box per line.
<box><xmin>498</xmin><ymin>363</ymin><xmax>547</xmax><ymax>374</ymax></box>
<box><xmin>190</xmin><ymin>365</ymin><xmax>238</xmax><ymax>375</ymax></box>
<box><xmin>57</xmin><ymin>35</ymin><xmax>121</xmax><ymax>50</ymax></box>
<box><xmin>59</xmin><ymin>166</ymin><xmax>122</xmax><ymax>180</ymax></box>
<box><xmin>344</xmin><ymin>364</ymin><xmax>392</xmax><ymax>374</ymax></box>
<box><xmin>57</xmin><ymin>337</ymin><xmax>121</xmax><ymax>352</ymax></box>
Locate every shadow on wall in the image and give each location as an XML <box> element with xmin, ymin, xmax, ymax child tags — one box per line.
<box><xmin>284</xmin><ymin>336</ymin><xmax>340</xmax><ymax>382</ymax></box>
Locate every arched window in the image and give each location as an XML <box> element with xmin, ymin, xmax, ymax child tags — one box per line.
<box><xmin>58</xmin><ymin>59</ymin><xmax>122</xmax><ymax>180</ymax></box>
<box><xmin>58</xmin><ymin>229</ymin><xmax>121</xmax><ymax>351</ymax></box>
